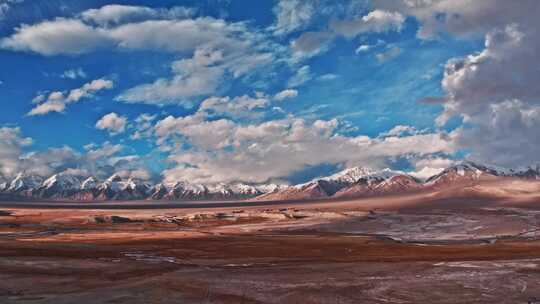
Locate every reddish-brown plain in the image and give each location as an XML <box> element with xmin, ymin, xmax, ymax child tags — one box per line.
<box><xmin>2</xmin><ymin>181</ymin><xmax>540</xmax><ymax>303</ymax></box>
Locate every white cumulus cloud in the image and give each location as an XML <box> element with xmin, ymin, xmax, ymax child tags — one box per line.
<box><xmin>28</xmin><ymin>78</ymin><xmax>114</xmax><ymax>116</ymax></box>
<box><xmin>330</xmin><ymin>9</ymin><xmax>405</xmax><ymax>38</ymax></box>
<box><xmin>81</xmin><ymin>4</ymin><xmax>195</xmax><ymax>26</ymax></box>
<box><xmin>274</xmin><ymin>89</ymin><xmax>298</xmax><ymax>101</ymax></box>
<box><xmin>154</xmin><ymin>113</ymin><xmax>455</xmax><ymax>184</ymax></box>
<box><xmin>61</xmin><ymin>68</ymin><xmax>87</xmax><ymax>79</ymax></box>
<box><xmin>96</xmin><ymin>112</ymin><xmax>127</xmax><ymax>135</ymax></box>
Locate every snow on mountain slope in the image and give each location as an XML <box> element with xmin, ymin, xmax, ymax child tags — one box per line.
<box><xmin>256</xmin><ymin>180</ymin><xmax>331</xmax><ymax>201</ymax></box>
<box><xmin>513</xmin><ymin>165</ymin><xmax>540</xmax><ymax>179</ymax></box>
<box><xmin>42</xmin><ymin>173</ymin><xmax>81</xmax><ymax>190</ymax></box>
<box><xmin>7</xmin><ymin>173</ymin><xmax>44</xmax><ymax>193</ymax></box>
<box><xmin>114</xmin><ymin>178</ymin><xmax>153</xmax><ymax>200</ymax></box>
<box><xmin>163</xmin><ymin>181</ymin><xmax>209</xmax><ymax>200</ymax></box>
<box><xmin>91</xmin><ymin>175</ymin><xmax>153</xmax><ymax>200</ymax></box>
<box><xmin>149</xmin><ymin>183</ymin><xmax>170</xmax><ymax>200</ymax></box>
<box><xmin>258</xmin><ymin>167</ymin><xmax>411</xmax><ymax>201</ymax></box>
<box><xmin>227</xmin><ymin>183</ymin><xmax>263</xmax><ymax>197</ymax></box>
<box><xmin>334</xmin><ymin>174</ymin><xmax>422</xmax><ymax>198</ymax></box>
<box><xmin>81</xmin><ymin>177</ymin><xmax>98</xmax><ymax>190</ymax></box>
<box><xmin>0</xmin><ymin>162</ymin><xmax>538</xmax><ymax>201</ymax></box>
<box><xmin>0</xmin><ymin>176</ymin><xmax>8</xmax><ymax>192</ymax></box>
<box><xmin>324</xmin><ymin>167</ymin><xmax>399</xmax><ymax>184</ymax></box>
<box><xmin>36</xmin><ymin>173</ymin><xmax>82</xmax><ymax>198</ymax></box>
<box><xmin>423</xmin><ymin>161</ymin><xmax>531</xmax><ymax>188</ymax></box>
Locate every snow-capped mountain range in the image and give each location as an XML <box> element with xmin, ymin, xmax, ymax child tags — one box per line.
<box><xmin>0</xmin><ymin>171</ymin><xmax>288</xmax><ymax>201</ymax></box>
<box><xmin>0</xmin><ymin>161</ymin><xmax>539</xmax><ymax>202</ymax></box>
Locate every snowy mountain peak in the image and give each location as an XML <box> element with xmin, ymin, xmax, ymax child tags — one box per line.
<box><xmin>229</xmin><ymin>183</ymin><xmax>262</xmax><ymax>195</ymax></box>
<box><xmin>106</xmin><ymin>174</ymin><xmax>123</xmax><ymax>183</ymax></box>
<box><xmin>125</xmin><ymin>178</ymin><xmax>152</xmax><ymax>192</ymax></box>
<box><xmin>8</xmin><ymin>173</ymin><xmax>44</xmax><ymax>192</ymax></box>
<box><xmin>324</xmin><ymin>166</ymin><xmax>402</xmax><ymax>184</ymax></box>
<box><xmin>81</xmin><ymin>177</ymin><xmax>98</xmax><ymax>190</ymax></box>
<box><xmin>438</xmin><ymin>161</ymin><xmax>525</xmax><ymax>179</ymax></box>
<box><xmin>42</xmin><ymin>173</ymin><xmax>81</xmax><ymax>190</ymax></box>
<box><xmin>1</xmin><ymin>162</ymin><xmax>540</xmax><ymax>201</ymax></box>
<box><xmin>325</xmin><ymin>167</ymin><xmax>377</xmax><ymax>183</ymax></box>
<box><xmin>125</xmin><ymin>178</ymin><xmax>139</xmax><ymax>188</ymax></box>
<box><xmin>172</xmin><ymin>181</ymin><xmax>208</xmax><ymax>194</ymax></box>
<box><xmin>423</xmin><ymin>161</ymin><xmax>525</xmax><ymax>185</ymax></box>
<box><xmin>255</xmin><ymin>183</ymin><xmax>287</xmax><ymax>193</ymax></box>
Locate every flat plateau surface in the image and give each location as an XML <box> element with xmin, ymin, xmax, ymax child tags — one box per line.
<box><xmin>2</xmin><ymin>191</ymin><xmax>540</xmax><ymax>303</ymax></box>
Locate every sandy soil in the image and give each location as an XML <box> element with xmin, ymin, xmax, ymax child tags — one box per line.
<box><xmin>2</xmin><ymin>191</ymin><xmax>540</xmax><ymax>303</ymax></box>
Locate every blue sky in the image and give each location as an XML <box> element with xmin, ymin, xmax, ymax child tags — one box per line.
<box><xmin>0</xmin><ymin>0</ymin><xmax>537</xmax><ymax>184</ymax></box>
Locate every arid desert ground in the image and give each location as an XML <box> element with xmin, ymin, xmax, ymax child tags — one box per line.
<box><xmin>2</xmin><ymin>183</ymin><xmax>540</xmax><ymax>304</ymax></box>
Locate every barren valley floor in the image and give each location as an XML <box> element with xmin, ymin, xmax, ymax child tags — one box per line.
<box><xmin>2</xmin><ymin>194</ymin><xmax>540</xmax><ymax>303</ymax></box>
